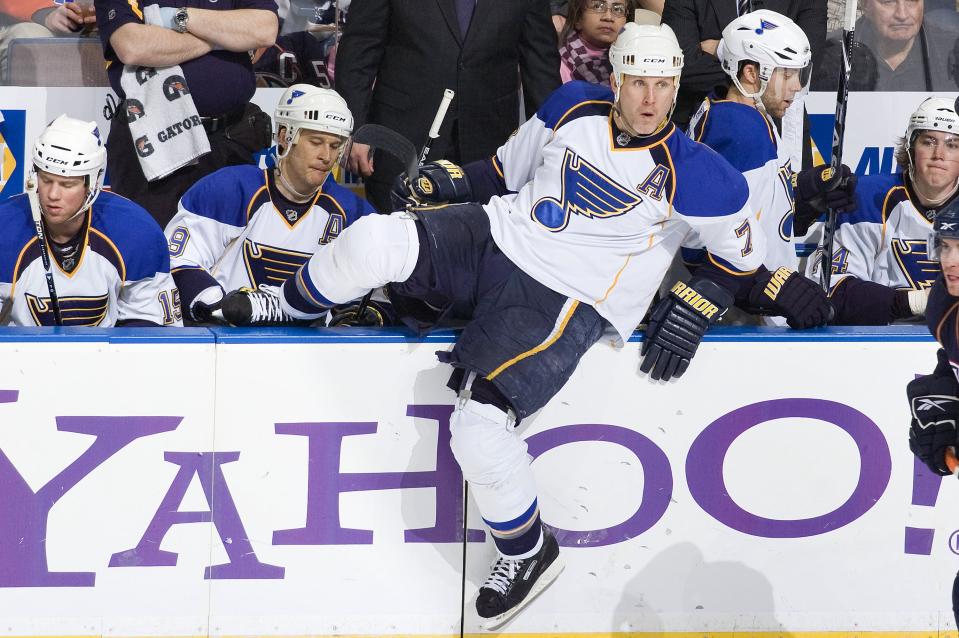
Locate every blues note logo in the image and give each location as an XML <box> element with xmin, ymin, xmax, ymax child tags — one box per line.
<box><xmin>893</xmin><ymin>238</ymin><xmax>940</xmax><ymax>289</ymax></box>
<box><xmin>242</xmin><ymin>240</ymin><xmax>312</xmax><ymax>288</ymax></box>
<box><xmin>531</xmin><ymin>149</ymin><xmax>641</xmax><ymax>232</ymax></box>
<box><xmin>26</xmin><ymin>293</ymin><xmax>109</xmax><ymax>326</ymax></box>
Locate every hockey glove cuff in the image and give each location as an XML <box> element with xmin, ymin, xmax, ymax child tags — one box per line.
<box><xmin>747</xmin><ymin>267</ymin><xmax>833</xmax><ymax>329</ymax></box>
<box><xmin>640</xmin><ymin>276</ymin><xmax>733</xmax><ymax>381</ymax></box>
<box><xmin>792</xmin><ymin>164</ymin><xmax>858</xmax><ymax>236</ymax></box>
<box><xmin>390</xmin><ymin>160</ymin><xmax>473</xmax><ymax>210</ymax></box>
<box><xmin>328</xmin><ymin>299</ymin><xmax>396</xmax><ymax>327</ymax></box>
<box><xmin>908</xmin><ymin>355</ymin><xmax>959</xmax><ymax>476</ymax></box>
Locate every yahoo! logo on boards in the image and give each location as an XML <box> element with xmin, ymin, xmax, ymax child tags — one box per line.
<box><xmin>0</xmin><ymin>392</ymin><xmax>921</xmax><ymax>587</ymax></box>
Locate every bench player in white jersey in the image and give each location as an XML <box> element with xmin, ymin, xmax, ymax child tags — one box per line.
<box><xmin>804</xmin><ymin>97</ymin><xmax>959</xmax><ymax>324</ymax></box>
<box><xmin>686</xmin><ymin>10</ymin><xmax>857</xmax><ymax>322</ymax></box>
<box><xmin>164</xmin><ymin>84</ymin><xmax>375</xmax><ymax>326</ymax></box>
<box><xmin>232</xmin><ymin>20</ymin><xmax>831</xmax><ymax>627</ymax></box>
<box><xmin>0</xmin><ymin>116</ymin><xmax>180</xmax><ymax>327</ymax></box>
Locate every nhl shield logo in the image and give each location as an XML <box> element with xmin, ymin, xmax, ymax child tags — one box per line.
<box><xmin>285</xmin><ymin>208</ymin><xmax>299</xmax><ymax>223</ymax></box>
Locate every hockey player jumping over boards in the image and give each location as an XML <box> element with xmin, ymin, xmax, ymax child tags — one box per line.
<box><xmin>232</xmin><ymin>19</ymin><xmax>832</xmax><ymax>629</ymax></box>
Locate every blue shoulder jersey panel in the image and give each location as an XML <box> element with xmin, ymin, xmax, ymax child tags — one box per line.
<box><xmin>0</xmin><ymin>195</ymin><xmax>39</xmax><ymax>283</ymax></box>
<box><xmin>841</xmin><ymin>172</ymin><xmax>905</xmax><ymax>226</ymax></box>
<box><xmin>535</xmin><ymin>80</ymin><xmax>613</xmax><ymax>131</ymax></box>
<box><xmin>693</xmin><ymin>100</ymin><xmax>777</xmax><ymax>173</ymax></box>
<box><xmin>665</xmin><ymin>131</ymin><xmax>750</xmax><ymax>218</ymax></box>
<box><xmin>179</xmin><ymin>164</ymin><xmax>267</xmax><ymax>227</ymax></box>
<box><xmin>91</xmin><ymin>191</ymin><xmax>171</xmax><ymax>281</ymax></box>
<box><xmin>318</xmin><ymin>173</ymin><xmax>375</xmax><ymax>224</ymax></box>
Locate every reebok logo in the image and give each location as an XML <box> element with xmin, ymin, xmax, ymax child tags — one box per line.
<box><xmin>941</xmin><ymin>222</ymin><xmax>957</xmax><ymax>231</ymax></box>
<box><xmin>915</xmin><ymin>397</ymin><xmax>957</xmax><ymax>412</ymax></box>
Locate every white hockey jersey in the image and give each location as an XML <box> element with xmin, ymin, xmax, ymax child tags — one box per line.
<box><xmin>0</xmin><ymin>191</ymin><xmax>180</xmax><ymax>327</ymax></box>
<box><xmin>688</xmin><ymin>95</ymin><xmax>797</xmax><ymax>271</ymax></box>
<box><xmin>484</xmin><ymin>81</ymin><xmax>765</xmax><ymax>341</ymax></box>
<box><xmin>165</xmin><ymin>165</ymin><xmax>374</xmax><ymax>309</ymax></box>
<box><xmin>804</xmin><ymin>172</ymin><xmax>940</xmax><ymax>292</ymax></box>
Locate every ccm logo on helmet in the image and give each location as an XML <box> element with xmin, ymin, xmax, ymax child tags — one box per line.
<box><xmin>642</xmin><ymin>57</ymin><xmax>667</xmax><ymax>63</ymax></box>
<box><xmin>324</xmin><ymin>113</ymin><xmax>347</xmax><ymax>123</ymax></box>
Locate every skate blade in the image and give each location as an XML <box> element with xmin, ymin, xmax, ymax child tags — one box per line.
<box><xmin>481</xmin><ymin>557</ymin><xmax>565</xmax><ymax>631</ymax></box>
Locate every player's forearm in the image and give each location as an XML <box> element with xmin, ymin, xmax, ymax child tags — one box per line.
<box><xmin>110</xmin><ymin>23</ymin><xmax>211</xmax><ymax>67</ymax></box>
<box><xmin>172</xmin><ymin>267</ymin><xmax>221</xmax><ymax>312</ymax></box>
<box><xmin>464</xmin><ymin>157</ymin><xmax>511</xmax><ymax>205</ymax></box>
<box><xmin>184</xmin><ymin>8</ymin><xmax>277</xmax><ymax>52</ymax></box>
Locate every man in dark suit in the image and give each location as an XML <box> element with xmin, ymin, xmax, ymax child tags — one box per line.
<box><xmin>335</xmin><ymin>0</ymin><xmax>561</xmax><ymax>212</ymax></box>
<box><xmin>662</xmin><ymin>0</ymin><xmax>826</xmax><ymax>127</ymax></box>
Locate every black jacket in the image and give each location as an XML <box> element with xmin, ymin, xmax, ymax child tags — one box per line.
<box><xmin>335</xmin><ymin>0</ymin><xmax>561</xmax><ymax>164</ymax></box>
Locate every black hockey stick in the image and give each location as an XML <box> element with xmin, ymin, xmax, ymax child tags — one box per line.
<box><xmin>349</xmin><ymin>90</ymin><xmax>456</xmax><ymax>322</ymax></box>
<box><xmin>26</xmin><ymin>175</ymin><xmax>63</xmax><ymax>326</ymax></box>
<box><xmin>818</xmin><ymin>0</ymin><xmax>858</xmax><ymax>292</ymax></box>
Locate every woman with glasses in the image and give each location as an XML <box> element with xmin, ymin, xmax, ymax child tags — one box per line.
<box><xmin>559</xmin><ymin>0</ymin><xmax>637</xmax><ymax>84</ymax></box>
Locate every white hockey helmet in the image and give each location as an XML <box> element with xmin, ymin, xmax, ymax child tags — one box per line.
<box><xmin>717</xmin><ymin>10</ymin><xmax>811</xmax><ymax>101</ymax></box>
<box><xmin>906</xmin><ymin>97</ymin><xmax>959</xmax><ymax>143</ymax></box>
<box><xmin>608</xmin><ymin>21</ymin><xmax>684</xmax><ymax>119</ymax></box>
<box><xmin>32</xmin><ymin>114</ymin><xmax>106</xmax><ymax>214</ymax></box>
<box><xmin>274</xmin><ymin>84</ymin><xmax>353</xmax><ymax>158</ymax></box>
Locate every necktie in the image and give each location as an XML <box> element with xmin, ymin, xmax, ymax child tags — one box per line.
<box><xmin>456</xmin><ymin>0</ymin><xmax>476</xmax><ymax>38</ymax></box>
<box><xmin>738</xmin><ymin>0</ymin><xmax>751</xmax><ymax>16</ymax></box>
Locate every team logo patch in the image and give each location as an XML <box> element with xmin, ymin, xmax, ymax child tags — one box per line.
<box><xmin>285</xmin><ymin>208</ymin><xmax>299</xmax><ymax>223</ymax></box>
<box><xmin>242</xmin><ymin>240</ymin><xmax>312</xmax><ymax>288</ymax></box>
<box><xmin>26</xmin><ymin>293</ymin><xmax>110</xmax><ymax>327</ymax></box>
<box><xmin>893</xmin><ymin>238</ymin><xmax>940</xmax><ymax>289</ymax></box>
<box><xmin>755</xmin><ymin>19</ymin><xmax>779</xmax><ymax>34</ymax></box>
<box><xmin>287</xmin><ymin>90</ymin><xmax>305</xmax><ymax>104</ymax></box>
<box><xmin>530</xmin><ymin>149</ymin><xmax>641</xmax><ymax>232</ymax></box>
<box><xmin>0</xmin><ymin>109</ymin><xmax>25</xmax><ymax>200</ymax></box>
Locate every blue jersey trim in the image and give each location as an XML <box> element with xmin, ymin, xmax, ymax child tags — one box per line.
<box><xmin>841</xmin><ymin>172</ymin><xmax>904</xmax><ymax>227</ymax></box>
<box><xmin>696</xmin><ymin>100</ymin><xmax>777</xmax><ymax>173</ymax></box>
<box><xmin>535</xmin><ymin>81</ymin><xmax>614</xmax><ymax>131</ymax></box>
<box><xmin>667</xmin><ymin>133</ymin><xmax>749</xmax><ymax>218</ymax></box>
<box><xmin>180</xmin><ymin>164</ymin><xmax>266</xmax><ymax>227</ymax></box>
<box><xmin>91</xmin><ymin>192</ymin><xmax>171</xmax><ymax>281</ymax></box>
<box><xmin>0</xmin><ymin>195</ymin><xmax>39</xmax><ymax>284</ymax></box>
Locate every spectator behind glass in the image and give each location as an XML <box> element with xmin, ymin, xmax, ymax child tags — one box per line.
<box><xmin>0</xmin><ymin>1</ymin><xmax>97</xmax><ymax>84</ymax></box>
<box><xmin>94</xmin><ymin>0</ymin><xmax>279</xmax><ymax>228</ymax></box>
<box><xmin>559</xmin><ymin>0</ymin><xmax>635</xmax><ymax>84</ymax></box>
<box><xmin>814</xmin><ymin>0</ymin><xmax>957</xmax><ymax>91</ymax></box>
<box><xmin>335</xmin><ymin>0</ymin><xmax>561</xmax><ymax>213</ymax></box>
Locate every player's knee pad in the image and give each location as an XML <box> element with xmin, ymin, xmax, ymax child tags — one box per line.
<box><xmin>449</xmin><ymin>398</ymin><xmax>527</xmax><ymax>486</ymax></box>
<box><xmin>305</xmin><ymin>211</ymin><xmax>420</xmax><ymax>304</ymax></box>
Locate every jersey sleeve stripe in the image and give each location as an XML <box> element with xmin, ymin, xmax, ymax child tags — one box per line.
<box><xmin>246</xmin><ymin>182</ymin><xmax>269</xmax><ymax>224</ymax></box>
<box><xmin>706</xmin><ymin>251</ymin><xmax>758</xmax><ymax>276</ymax></box>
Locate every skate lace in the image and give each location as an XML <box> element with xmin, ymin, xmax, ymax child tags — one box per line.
<box><xmin>249</xmin><ymin>287</ymin><xmax>286</xmax><ymax>323</ymax></box>
<box><xmin>483</xmin><ymin>556</ymin><xmax>521</xmax><ymax>596</ymax></box>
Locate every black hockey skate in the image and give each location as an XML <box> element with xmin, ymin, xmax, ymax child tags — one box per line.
<box><xmin>475</xmin><ymin>528</ymin><xmax>564</xmax><ymax>630</ymax></box>
<box><xmin>220</xmin><ymin>286</ymin><xmax>310</xmax><ymax>327</ymax></box>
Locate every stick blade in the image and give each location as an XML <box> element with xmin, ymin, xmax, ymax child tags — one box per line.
<box><xmin>350</xmin><ymin>124</ymin><xmax>419</xmax><ymax>180</ymax></box>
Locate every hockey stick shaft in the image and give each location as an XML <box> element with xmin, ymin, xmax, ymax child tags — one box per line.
<box><xmin>418</xmin><ymin>89</ymin><xmax>455</xmax><ymax>165</ymax></box>
<box><xmin>354</xmin><ymin>90</ymin><xmax>456</xmax><ymax>321</ymax></box>
<box><xmin>26</xmin><ymin>176</ymin><xmax>63</xmax><ymax>326</ymax></box>
<box><xmin>818</xmin><ymin>0</ymin><xmax>857</xmax><ymax>292</ymax></box>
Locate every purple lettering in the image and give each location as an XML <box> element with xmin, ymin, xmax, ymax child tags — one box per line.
<box><xmin>686</xmin><ymin>399</ymin><xmax>890</xmax><ymax>537</ymax></box>
<box><xmin>272</xmin><ymin>405</ymin><xmax>484</xmax><ymax>546</ymax></box>
<box><xmin>0</xmin><ymin>408</ymin><xmax>181</xmax><ymax>587</ymax></box>
<box><xmin>109</xmin><ymin>452</ymin><xmax>283</xmax><ymax>579</ymax></box>
<box><xmin>526</xmin><ymin>424</ymin><xmax>672</xmax><ymax>548</ymax></box>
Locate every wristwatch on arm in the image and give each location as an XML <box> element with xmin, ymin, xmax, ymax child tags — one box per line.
<box><xmin>173</xmin><ymin>7</ymin><xmax>190</xmax><ymax>33</ymax></box>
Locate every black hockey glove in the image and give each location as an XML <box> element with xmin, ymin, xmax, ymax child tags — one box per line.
<box><xmin>793</xmin><ymin>164</ymin><xmax>858</xmax><ymax>236</ymax></box>
<box><xmin>640</xmin><ymin>276</ymin><xmax>733</xmax><ymax>381</ymax></box>
<box><xmin>328</xmin><ymin>299</ymin><xmax>395</xmax><ymax>327</ymax></box>
<box><xmin>390</xmin><ymin>160</ymin><xmax>473</xmax><ymax>210</ymax></box>
<box><xmin>747</xmin><ymin>267</ymin><xmax>833</xmax><ymax>329</ymax></box>
<box><xmin>908</xmin><ymin>350</ymin><xmax>959</xmax><ymax>476</ymax></box>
